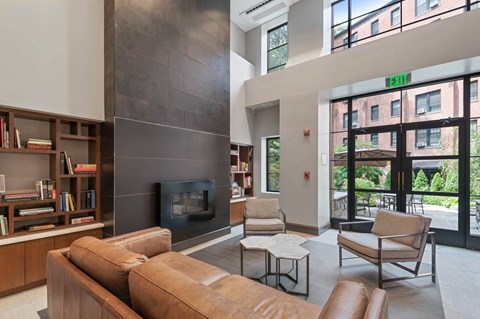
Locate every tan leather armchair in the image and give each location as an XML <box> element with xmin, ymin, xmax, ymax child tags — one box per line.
<box><xmin>243</xmin><ymin>198</ymin><xmax>286</xmax><ymax>237</ymax></box>
<box><xmin>337</xmin><ymin>209</ymin><xmax>436</xmax><ymax>288</ymax></box>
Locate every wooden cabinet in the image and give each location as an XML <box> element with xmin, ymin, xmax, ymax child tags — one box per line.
<box><xmin>25</xmin><ymin>237</ymin><xmax>54</xmax><ymax>284</ymax></box>
<box><xmin>0</xmin><ymin>243</ymin><xmax>25</xmax><ymax>292</ymax></box>
<box><xmin>230</xmin><ymin>144</ymin><xmax>253</xmax><ymax>199</ymax></box>
<box><xmin>230</xmin><ymin>200</ymin><xmax>245</xmax><ymax>226</ymax></box>
<box><xmin>0</xmin><ymin>227</ymin><xmax>102</xmax><ymax>297</ymax></box>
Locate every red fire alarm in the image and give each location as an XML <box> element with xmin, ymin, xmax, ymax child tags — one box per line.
<box><xmin>303</xmin><ymin>128</ymin><xmax>310</xmax><ymax>136</ymax></box>
<box><xmin>304</xmin><ymin>171</ymin><xmax>310</xmax><ymax>181</ymax></box>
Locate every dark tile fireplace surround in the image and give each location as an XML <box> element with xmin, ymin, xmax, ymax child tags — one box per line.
<box><xmin>102</xmin><ymin>0</ymin><xmax>230</xmax><ymax>247</ymax></box>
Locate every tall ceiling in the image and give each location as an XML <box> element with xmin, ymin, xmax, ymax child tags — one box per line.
<box><xmin>231</xmin><ymin>0</ymin><xmax>302</xmax><ymax>32</ymax></box>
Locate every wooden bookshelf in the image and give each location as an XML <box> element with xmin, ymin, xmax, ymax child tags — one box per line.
<box><xmin>0</xmin><ymin>105</ymin><xmax>101</xmax><ymax>237</ymax></box>
<box><xmin>230</xmin><ymin>143</ymin><xmax>253</xmax><ymax>226</ymax></box>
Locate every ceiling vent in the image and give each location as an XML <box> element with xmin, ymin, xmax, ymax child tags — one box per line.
<box><xmin>239</xmin><ymin>0</ymin><xmax>299</xmax><ymax>25</ymax></box>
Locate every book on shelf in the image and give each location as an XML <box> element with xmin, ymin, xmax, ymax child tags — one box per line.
<box><xmin>18</xmin><ymin>207</ymin><xmax>54</xmax><ymax>216</ymax></box>
<box><xmin>27</xmin><ymin>138</ymin><xmax>52</xmax><ymax>150</ymax></box>
<box><xmin>60</xmin><ymin>192</ymin><xmax>76</xmax><ymax>212</ymax></box>
<box><xmin>244</xmin><ymin>176</ymin><xmax>253</xmax><ymax>188</ymax></box>
<box><xmin>24</xmin><ymin>223</ymin><xmax>55</xmax><ymax>232</ymax></box>
<box><xmin>1</xmin><ymin>192</ymin><xmax>40</xmax><ymax>202</ymax></box>
<box><xmin>14</xmin><ymin>128</ymin><xmax>25</xmax><ymax>149</ymax></box>
<box><xmin>60</xmin><ymin>151</ymin><xmax>74</xmax><ymax>174</ymax></box>
<box><xmin>35</xmin><ymin>179</ymin><xmax>54</xmax><ymax>200</ymax></box>
<box><xmin>230</xmin><ymin>165</ymin><xmax>238</xmax><ymax>171</ymax></box>
<box><xmin>66</xmin><ymin>156</ymin><xmax>74</xmax><ymax>175</ymax></box>
<box><xmin>74</xmin><ymin>164</ymin><xmax>96</xmax><ymax>174</ymax></box>
<box><xmin>0</xmin><ymin>116</ymin><xmax>9</xmax><ymax>148</ymax></box>
<box><xmin>81</xmin><ymin>190</ymin><xmax>96</xmax><ymax>209</ymax></box>
<box><xmin>0</xmin><ymin>216</ymin><xmax>9</xmax><ymax>235</ymax></box>
<box><xmin>71</xmin><ymin>216</ymin><xmax>94</xmax><ymax>225</ymax></box>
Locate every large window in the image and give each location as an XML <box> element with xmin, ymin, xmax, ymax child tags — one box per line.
<box><xmin>416</xmin><ymin>90</ymin><xmax>441</xmax><ymax>114</ymax></box>
<box><xmin>416</xmin><ymin>0</ymin><xmax>439</xmax><ymax>17</ymax></box>
<box><xmin>472</xmin><ymin>80</ymin><xmax>479</xmax><ymax>102</ymax></box>
<box><xmin>332</xmin><ymin>0</ymin><xmax>471</xmax><ymax>52</ymax></box>
<box><xmin>267</xmin><ymin>23</ymin><xmax>288</xmax><ymax>73</ymax></box>
<box><xmin>266</xmin><ymin>137</ymin><xmax>280</xmax><ymax>192</ymax></box>
<box><xmin>416</xmin><ymin>128</ymin><xmax>441</xmax><ymax>147</ymax></box>
<box><xmin>391</xmin><ymin>100</ymin><xmax>400</xmax><ymax>117</ymax></box>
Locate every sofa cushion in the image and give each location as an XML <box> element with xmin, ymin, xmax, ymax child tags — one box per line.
<box><xmin>363</xmin><ymin>288</ymin><xmax>388</xmax><ymax>319</ymax></box>
<box><xmin>104</xmin><ymin>227</ymin><xmax>172</xmax><ymax>258</ymax></box>
<box><xmin>244</xmin><ymin>218</ymin><xmax>285</xmax><ymax>232</ymax></box>
<box><xmin>150</xmin><ymin>251</ymin><xmax>229</xmax><ymax>286</ymax></box>
<box><xmin>70</xmin><ymin>236</ymin><xmax>148</xmax><ymax>306</ymax></box>
<box><xmin>338</xmin><ymin>232</ymin><xmax>419</xmax><ymax>260</ymax></box>
<box><xmin>372</xmin><ymin>209</ymin><xmax>430</xmax><ymax>249</ymax></box>
<box><xmin>319</xmin><ymin>281</ymin><xmax>369</xmax><ymax>319</ymax></box>
<box><xmin>129</xmin><ymin>261</ymin><xmax>263</xmax><ymax>319</ymax></box>
<box><xmin>245</xmin><ymin>198</ymin><xmax>280</xmax><ymax>219</ymax></box>
<box><xmin>210</xmin><ymin>275</ymin><xmax>323</xmax><ymax>319</ymax></box>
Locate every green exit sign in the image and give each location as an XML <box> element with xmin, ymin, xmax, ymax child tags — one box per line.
<box><xmin>386</xmin><ymin>72</ymin><xmax>411</xmax><ymax>88</ymax></box>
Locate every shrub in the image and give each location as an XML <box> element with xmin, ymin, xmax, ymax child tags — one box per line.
<box><xmin>413</xmin><ymin>169</ymin><xmax>429</xmax><ymax>191</ymax></box>
<box><xmin>430</xmin><ymin>172</ymin><xmax>444</xmax><ymax>192</ymax></box>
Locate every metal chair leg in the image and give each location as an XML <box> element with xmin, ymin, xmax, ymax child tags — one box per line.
<box><xmin>339</xmin><ymin>247</ymin><xmax>343</xmax><ymax>267</ymax></box>
<box><xmin>378</xmin><ymin>262</ymin><xmax>383</xmax><ymax>289</ymax></box>
<box><xmin>432</xmin><ymin>233</ymin><xmax>436</xmax><ymax>283</ymax></box>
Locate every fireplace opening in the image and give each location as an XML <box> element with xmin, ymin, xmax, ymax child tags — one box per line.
<box><xmin>171</xmin><ymin>191</ymin><xmax>208</xmax><ymax>218</ymax></box>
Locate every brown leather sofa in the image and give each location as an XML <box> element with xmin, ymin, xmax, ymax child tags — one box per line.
<box><xmin>47</xmin><ymin>227</ymin><xmax>388</xmax><ymax>319</ymax></box>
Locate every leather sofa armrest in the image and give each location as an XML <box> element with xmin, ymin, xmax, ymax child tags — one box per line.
<box><xmin>103</xmin><ymin>227</ymin><xmax>171</xmax><ymax>258</ymax></box>
<box><xmin>319</xmin><ymin>281</ymin><xmax>370</xmax><ymax>319</ymax></box>
<box><xmin>363</xmin><ymin>289</ymin><xmax>388</xmax><ymax>319</ymax></box>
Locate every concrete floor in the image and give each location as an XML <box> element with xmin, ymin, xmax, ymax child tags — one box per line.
<box><xmin>0</xmin><ymin>226</ymin><xmax>479</xmax><ymax>319</ymax></box>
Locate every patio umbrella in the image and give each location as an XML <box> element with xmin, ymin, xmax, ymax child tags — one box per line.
<box><xmin>333</xmin><ymin>148</ymin><xmax>397</xmax><ymax>167</ymax></box>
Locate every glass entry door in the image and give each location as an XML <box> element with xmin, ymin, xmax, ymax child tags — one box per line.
<box><xmin>351</xmin><ymin>120</ymin><xmax>465</xmax><ymax>246</ymax></box>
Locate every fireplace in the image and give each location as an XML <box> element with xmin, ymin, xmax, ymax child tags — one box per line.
<box><xmin>156</xmin><ymin>181</ymin><xmax>215</xmax><ymax>243</ymax></box>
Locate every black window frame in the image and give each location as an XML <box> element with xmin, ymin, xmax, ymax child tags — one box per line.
<box><xmin>267</xmin><ymin>23</ymin><xmax>288</xmax><ymax>73</ymax></box>
<box><xmin>371</xmin><ymin>105</ymin><xmax>379</xmax><ymax>121</ymax></box>
<box><xmin>416</xmin><ymin>89</ymin><xmax>441</xmax><ymax>115</ymax></box>
<box><xmin>471</xmin><ymin>80</ymin><xmax>479</xmax><ymax>102</ymax></box>
<box><xmin>371</xmin><ymin>19</ymin><xmax>379</xmax><ymax>36</ymax></box>
<box><xmin>391</xmin><ymin>99</ymin><xmax>400</xmax><ymax>117</ymax></box>
<box><xmin>266</xmin><ymin>137</ymin><xmax>280</xmax><ymax>193</ymax></box>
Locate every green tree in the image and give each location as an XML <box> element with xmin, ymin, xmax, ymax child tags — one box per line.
<box><xmin>413</xmin><ymin>169</ymin><xmax>429</xmax><ymax>191</ymax></box>
<box><xmin>444</xmin><ymin>169</ymin><xmax>458</xmax><ymax>193</ymax></box>
<box><xmin>430</xmin><ymin>172</ymin><xmax>444</xmax><ymax>192</ymax></box>
<box><xmin>384</xmin><ymin>171</ymin><xmax>391</xmax><ymax>189</ymax></box>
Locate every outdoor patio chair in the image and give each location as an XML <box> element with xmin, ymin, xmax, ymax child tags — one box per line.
<box><xmin>356</xmin><ymin>193</ymin><xmax>371</xmax><ymax>216</ymax></box>
<box><xmin>407</xmin><ymin>194</ymin><xmax>425</xmax><ymax>214</ymax></box>
<box><xmin>337</xmin><ymin>209</ymin><xmax>436</xmax><ymax>288</ymax></box>
<box><xmin>243</xmin><ymin>198</ymin><xmax>286</xmax><ymax>237</ymax></box>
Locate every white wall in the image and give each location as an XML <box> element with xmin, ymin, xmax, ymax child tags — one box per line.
<box><xmin>253</xmin><ymin>105</ymin><xmax>280</xmax><ymax>199</ymax></box>
<box><xmin>241</xmin><ymin>9</ymin><xmax>480</xmax><ymax>231</ymax></box>
<box><xmin>0</xmin><ymin>0</ymin><xmax>104</xmax><ymax>120</ymax></box>
<box><xmin>230</xmin><ymin>51</ymin><xmax>255</xmax><ymax>145</ymax></box>
<box><xmin>287</xmin><ymin>0</ymin><xmax>324</xmax><ymax>66</ymax></box>
<box><xmin>231</xmin><ymin>22</ymin><xmax>246</xmax><ymax>59</ymax></box>
<box><xmin>245</xmin><ymin>26</ymin><xmax>262</xmax><ymax>76</ymax></box>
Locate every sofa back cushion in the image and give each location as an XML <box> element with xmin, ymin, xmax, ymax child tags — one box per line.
<box><xmin>70</xmin><ymin>236</ymin><xmax>148</xmax><ymax>306</ymax></box>
<box><xmin>104</xmin><ymin>227</ymin><xmax>172</xmax><ymax>258</ymax></box>
<box><xmin>245</xmin><ymin>198</ymin><xmax>280</xmax><ymax>219</ymax></box>
<box><xmin>372</xmin><ymin>209</ymin><xmax>430</xmax><ymax>249</ymax></box>
<box><xmin>319</xmin><ymin>281</ymin><xmax>369</xmax><ymax>319</ymax></box>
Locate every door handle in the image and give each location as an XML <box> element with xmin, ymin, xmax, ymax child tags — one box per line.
<box><xmin>397</xmin><ymin>172</ymin><xmax>401</xmax><ymax>190</ymax></box>
<box><xmin>402</xmin><ymin>172</ymin><xmax>405</xmax><ymax>191</ymax></box>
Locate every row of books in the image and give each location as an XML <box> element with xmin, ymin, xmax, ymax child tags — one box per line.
<box><xmin>75</xmin><ymin>164</ymin><xmax>96</xmax><ymax>174</ymax></box>
<box><xmin>244</xmin><ymin>176</ymin><xmax>253</xmax><ymax>188</ymax></box>
<box><xmin>1</xmin><ymin>192</ymin><xmax>40</xmax><ymax>202</ymax></box>
<box><xmin>60</xmin><ymin>192</ymin><xmax>76</xmax><ymax>212</ymax></box>
<box><xmin>71</xmin><ymin>216</ymin><xmax>94</xmax><ymax>225</ymax></box>
<box><xmin>18</xmin><ymin>207</ymin><xmax>54</xmax><ymax>216</ymax></box>
<box><xmin>0</xmin><ymin>117</ymin><xmax>9</xmax><ymax>148</ymax></box>
<box><xmin>80</xmin><ymin>190</ymin><xmax>96</xmax><ymax>209</ymax></box>
<box><xmin>27</xmin><ymin>138</ymin><xmax>52</xmax><ymax>150</ymax></box>
<box><xmin>0</xmin><ymin>216</ymin><xmax>9</xmax><ymax>235</ymax></box>
<box><xmin>35</xmin><ymin>179</ymin><xmax>55</xmax><ymax>200</ymax></box>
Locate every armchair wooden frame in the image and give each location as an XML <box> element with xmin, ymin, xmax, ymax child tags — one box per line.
<box><xmin>338</xmin><ymin>221</ymin><xmax>436</xmax><ymax>289</ymax></box>
<box><xmin>243</xmin><ymin>208</ymin><xmax>286</xmax><ymax>238</ymax></box>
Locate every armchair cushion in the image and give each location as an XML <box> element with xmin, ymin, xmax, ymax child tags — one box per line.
<box><xmin>245</xmin><ymin>198</ymin><xmax>280</xmax><ymax>219</ymax></box>
<box><xmin>372</xmin><ymin>209</ymin><xmax>430</xmax><ymax>249</ymax></box>
<box><xmin>244</xmin><ymin>218</ymin><xmax>285</xmax><ymax>232</ymax></box>
<box><xmin>338</xmin><ymin>232</ymin><xmax>419</xmax><ymax>260</ymax></box>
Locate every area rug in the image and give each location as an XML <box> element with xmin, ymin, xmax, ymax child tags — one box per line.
<box><xmin>188</xmin><ymin>235</ymin><xmax>444</xmax><ymax>319</ymax></box>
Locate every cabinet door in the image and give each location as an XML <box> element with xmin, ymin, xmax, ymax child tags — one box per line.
<box><xmin>54</xmin><ymin>232</ymin><xmax>80</xmax><ymax>249</ymax></box>
<box><xmin>25</xmin><ymin>238</ymin><xmax>55</xmax><ymax>284</ymax></box>
<box><xmin>78</xmin><ymin>228</ymin><xmax>103</xmax><ymax>239</ymax></box>
<box><xmin>0</xmin><ymin>243</ymin><xmax>25</xmax><ymax>292</ymax></box>
<box><xmin>230</xmin><ymin>201</ymin><xmax>245</xmax><ymax>226</ymax></box>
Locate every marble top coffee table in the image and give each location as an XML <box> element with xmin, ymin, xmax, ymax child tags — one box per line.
<box><xmin>240</xmin><ymin>234</ymin><xmax>310</xmax><ymax>294</ymax></box>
